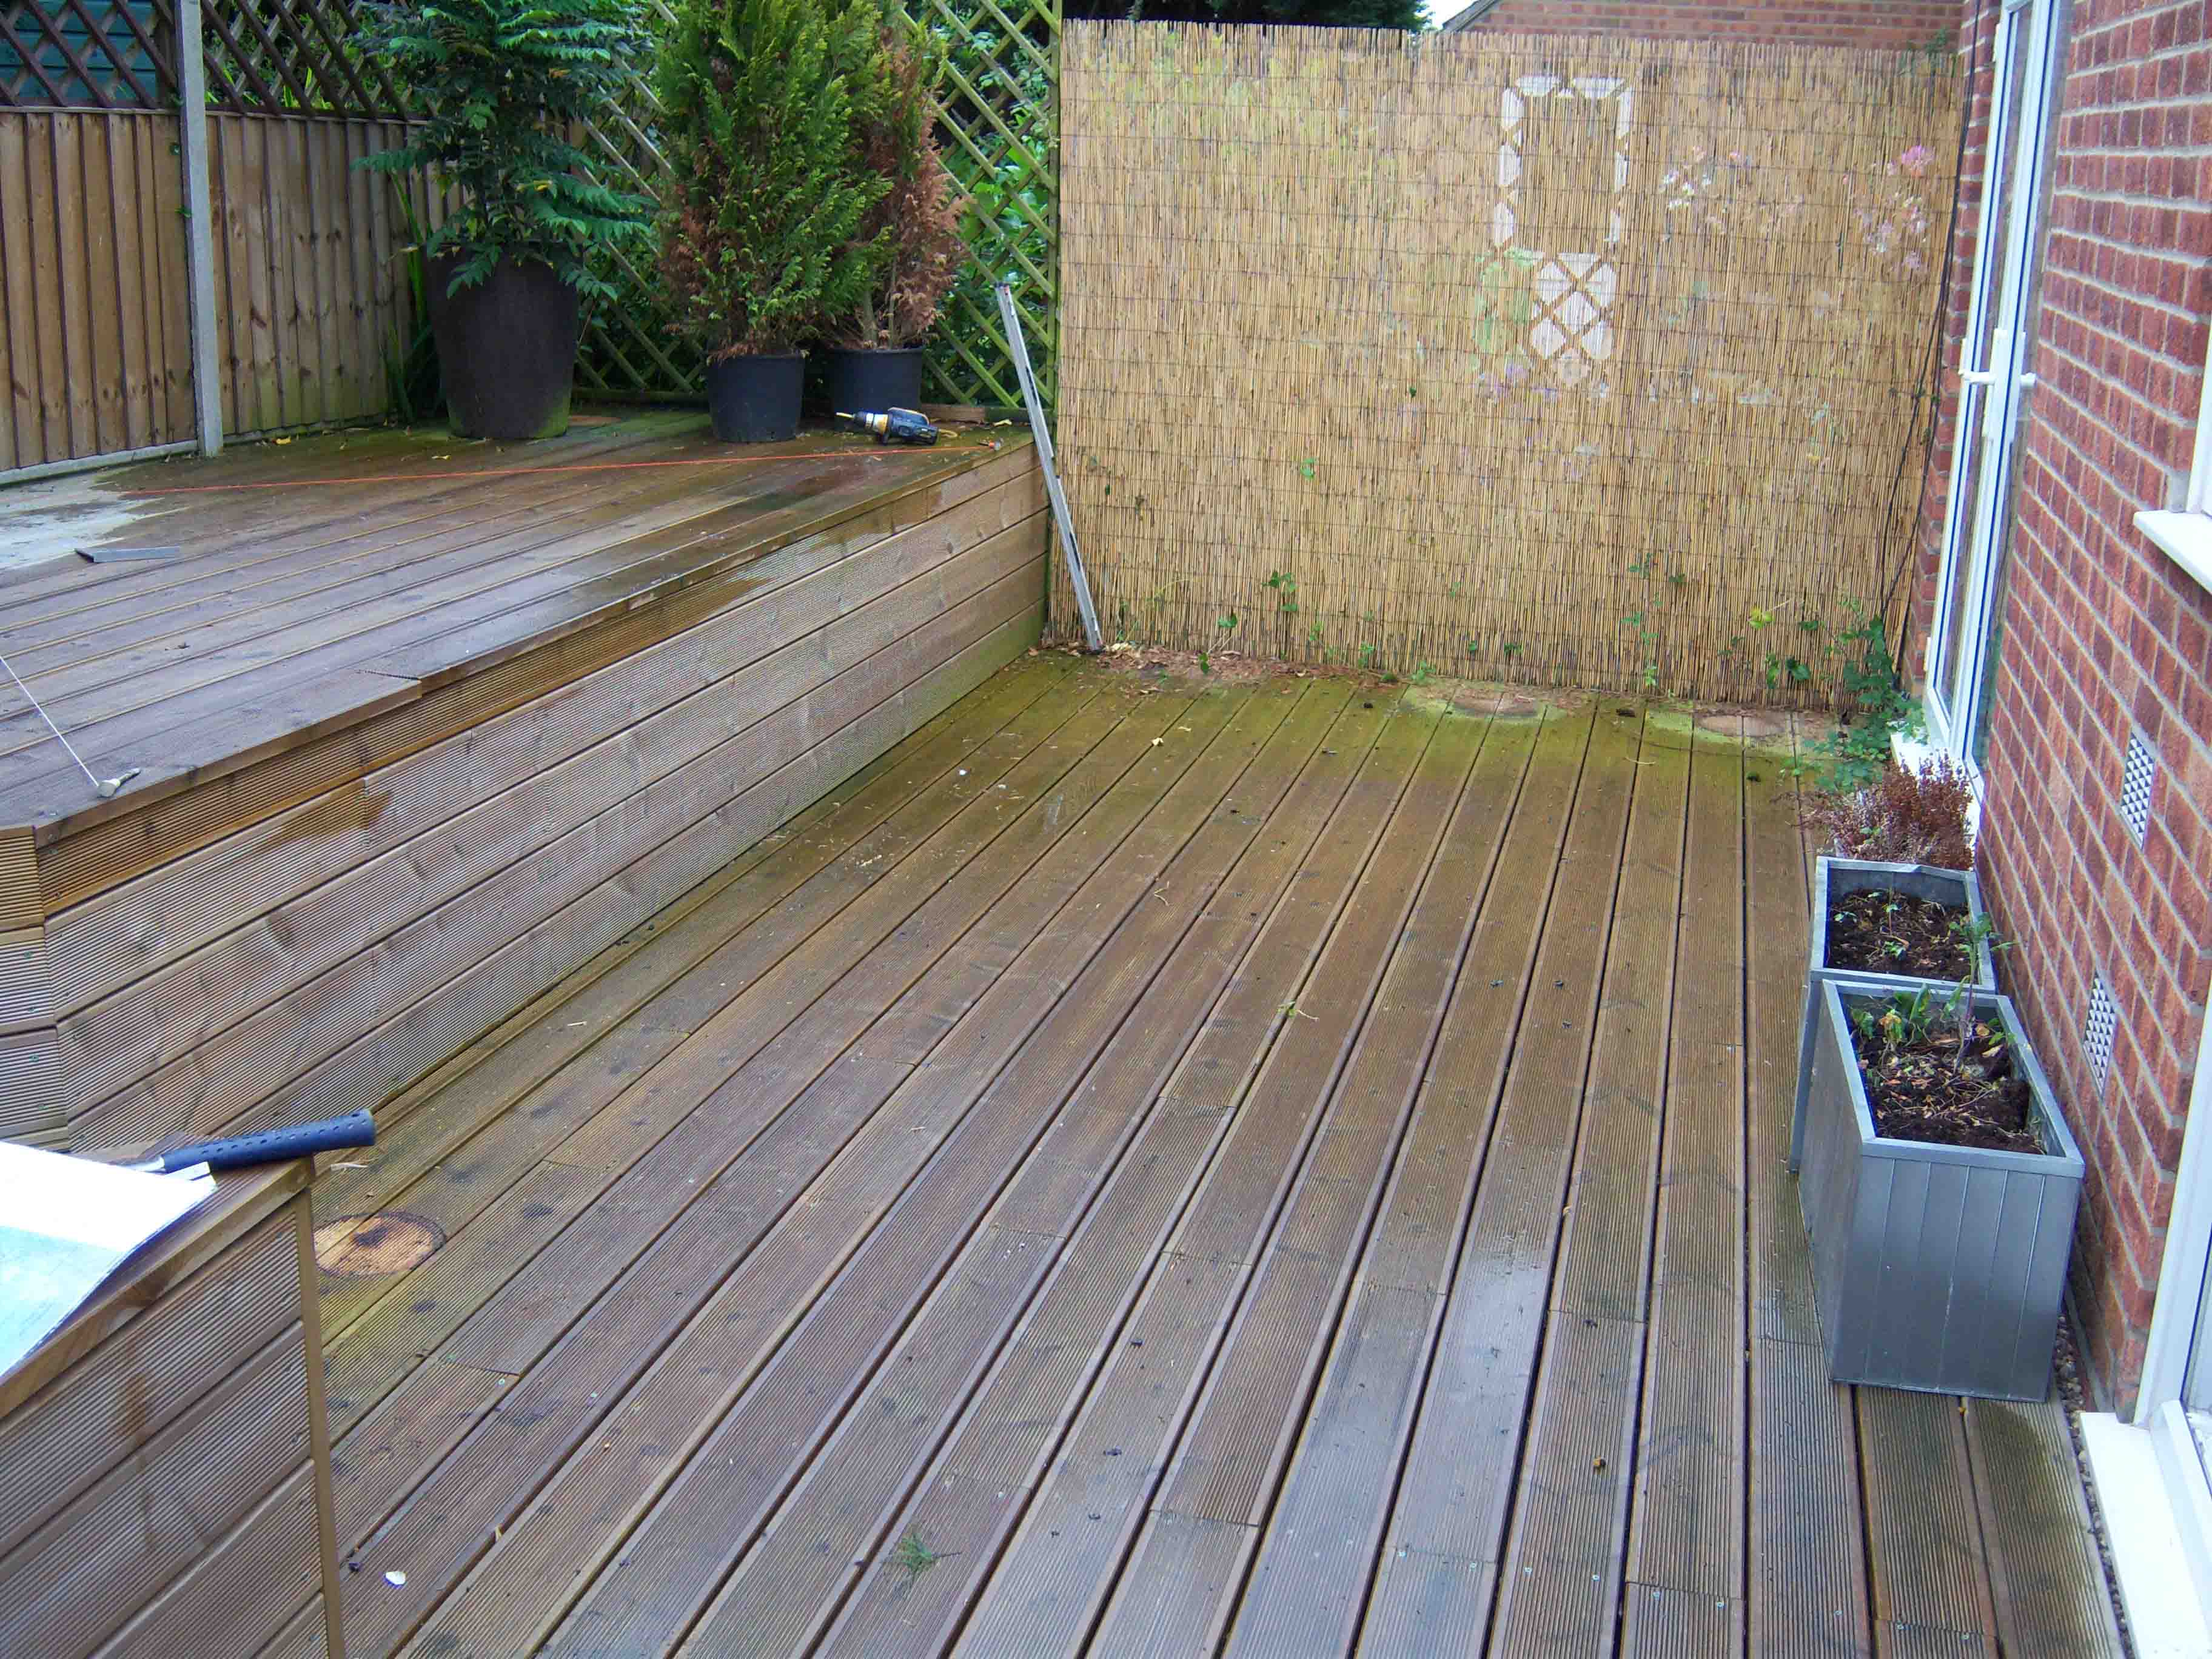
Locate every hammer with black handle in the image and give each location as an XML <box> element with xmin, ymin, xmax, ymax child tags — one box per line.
<box><xmin>126</xmin><ymin>1110</ymin><xmax>377</xmax><ymax>1174</ymax></box>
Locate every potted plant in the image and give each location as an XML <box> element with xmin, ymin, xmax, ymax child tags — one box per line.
<box><xmin>656</xmin><ymin>0</ymin><xmax>889</xmax><ymax>442</ymax></box>
<box><xmin>1798</xmin><ymin>972</ymin><xmax>2083</xmax><ymax>1399</ymax></box>
<box><xmin>354</xmin><ymin>0</ymin><xmax>652</xmax><ymax>441</ymax></box>
<box><xmin>816</xmin><ymin>24</ymin><xmax>966</xmax><ymax>417</ymax></box>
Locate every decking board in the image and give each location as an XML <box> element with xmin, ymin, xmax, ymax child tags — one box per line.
<box><xmin>155</xmin><ymin>664</ymin><xmax>2126</xmax><ymax>1659</ymax></box>
<box><xmin>281</xmin><ymin>686</ymin><xmax>1286</xmax><ymax>1657</ymax></box>
<box><xmin>511</xmin><ymin>686</ymin><xmax>1339</xmax><ymax>1659</ymax></box>
<box><xmin>1485</xmin><ymin>712</ymin><xmax>1687</xmax><ymax>1658</ymax></box>
<box><xmin>1745</xmin><ymin>720</ymin><xmax>1873</xmax><ymax>1657</ymax></box>
<box><xmin>1361</xmin><ymin>705</ymin><xmax>1634</xmax><ymax>1640</ymax></box>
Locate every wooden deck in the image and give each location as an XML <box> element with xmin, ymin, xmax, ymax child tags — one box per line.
<box><xmin>260</xmin><ymin>662</ymin><xmax>2119</xmax><ymax>1658</ymax></box>
<box><xmin>0</xmin><ymin>412</ymin><xmax>1047</xmax><ymax>1155</ymax></box>
<box><xmin>0</xmin><ymin>411</ymin><xmax>1021</xmax><ymax>844</ymax></box>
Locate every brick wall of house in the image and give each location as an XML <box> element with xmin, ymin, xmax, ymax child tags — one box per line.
<box><xmin>1910</xmin><ymin>0</ymin><xmax>2212</xmax><ymax>1412</ymax></box>
<box><xmin>1449</xmin><ymin>0</ymin><xmax>1960</xmax><ymax>49</ymax></box>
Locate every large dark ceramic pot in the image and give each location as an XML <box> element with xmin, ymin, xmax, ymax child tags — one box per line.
<box><xmin>426</xmin><ymin>252</ymin><xmax>580</xmax><ymax>441</ymax></box>
<box><xmin>705</xmin><ymin>352</ymin><xmax>805</xmax><ymax>444</ymax></box>
<box><xmin>816</xmin><ymin>346</ymin><xmax>924</xmax><ymax>417</ymax></box>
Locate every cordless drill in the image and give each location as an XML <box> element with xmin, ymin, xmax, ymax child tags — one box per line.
<box><xmin>840</xmin><ymin>407</ymin><xmax>940</xmax><ymax>446</ymax></box>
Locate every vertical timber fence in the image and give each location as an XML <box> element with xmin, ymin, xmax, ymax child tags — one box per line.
<box><xmin>0</xmin><ymin>0</ymin><xmax>432</xmax><ymax>475</ymax></box>
<box><xmin>1057</xmin><ymin>23</ymin><xmax>1959</xmax><ymax>706</ymax></box>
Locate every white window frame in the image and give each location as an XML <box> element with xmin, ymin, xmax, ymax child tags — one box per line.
<box><xmin>1921</xmin><ymin>0</ymin><xmax>2059</xmax><ymax>779</ymax></box>
<box><xmin>2137</xmin><ymin>358</ymin><xmax>2212</xmax><ymax>595</ymax></box>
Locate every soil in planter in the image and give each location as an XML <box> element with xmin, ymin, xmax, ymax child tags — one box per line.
<box><xmin>1825</xmin><ymin>887</ymin><xmax>1973</xmax><ymax>978</ymax></box>
<box><xmin>1850</xmin><ymin>1009</ymin><xmax>2042</xmax><ymax>1153</ymax></box>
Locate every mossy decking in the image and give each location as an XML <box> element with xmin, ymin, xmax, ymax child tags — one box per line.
<box><xmin>273</xmin><ymin>660</ymin><xmax>2117</xmax><ymax>1657</ymax></box>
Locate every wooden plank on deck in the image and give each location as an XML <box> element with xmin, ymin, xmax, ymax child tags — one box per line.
<box><xmin>278</xmin><ymin>685</ymin><xmax>1278</xmax><ymax>1658</ymax></box>
<box><xmin>874</xmin><ymin>697</ymin><xmax>1451</xmax><ymax>1659</ymax></box>
<box><xmin>1358</xmin><ymin>706</ymin><xmax>1634</xmax><ymax>1651</ymax></box>
<box><xmin>1963</xmin><ymin>1396</ymin><xmax>2123</xmax><ymax>1657</ymax></box>
<box><xmin>1621</xmin><ymin>730</ymin><xmax>1748</xmax><ymax>1653</ymax></box>
<box><xmin>1105</xmin><ymin>709</ymin><xmax>1515</xmax><ymax>1655</ymax></box>
<box><xmin>1744</xmin><ymin>720</ymin><xmax>1872</xmax><ymax>1657</ymax></box>
<box><xmin>1858</xmin><ymin>1385</ymin><xmax>1998</xmax><ymax>1654</ymax></box>
<box><xmin>505</xmin><ymin>688</ymin><xmax>1330</xmax><ymax>1658</ymax></box>
<box><xmin>1486</xmin><ymin>710</ymin><xmax>1687</xmax><ymax>1658</ymax></box>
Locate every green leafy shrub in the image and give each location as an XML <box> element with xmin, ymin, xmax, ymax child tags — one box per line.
<box><xmin>352</xmin><ymin>0</ymin><xmax>654</xmax><ymax>296</ymax></box>
<box><xmin>655</xmin><ymin>0</ymin><xmax>890</xmax><ymax>357</ymax></box>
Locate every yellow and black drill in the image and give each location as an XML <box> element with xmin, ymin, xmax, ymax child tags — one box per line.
<box><xmin>840</xmin><ymin>408</ymin><xmax>940</xmax><ymax>446</ymax></box>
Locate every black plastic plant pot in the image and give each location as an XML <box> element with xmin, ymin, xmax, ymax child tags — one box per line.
<box><xmin>706</xmin><ymin>352</ymin><xmax>805</xmax><ymax>443</ymax></box>
<box><xmin>1791</xmin><ymin>857</ymin><xmax>1999</xmax><ymax>1172</ymax></box>
<box><xmin>426</xmin><ymin>252</ymin><xmax>580</xmax><ymax>441</ymax></box>
<box><xmin>1798</xmin><ymin>977</ymin><xmax>2083</xmax><ymax>1400</ymax></box>
<box><xmin>816</xmin><ymin>346</ymin><xmax>924</xmax><ymax>418</ymax></box>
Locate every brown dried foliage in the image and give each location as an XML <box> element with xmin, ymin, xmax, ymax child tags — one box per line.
<box><xmin>835</xmin><ymin>33</ymin><xmax>966</xmax><ymax>350</ymax></box>
<box><xmin>1801</xmin><ymin>754</ymin><xmax>1974</xmax><ymax>870</ymax></box>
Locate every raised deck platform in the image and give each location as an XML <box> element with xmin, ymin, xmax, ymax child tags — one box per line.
<box><xmin>0</xmin><ymin>412</ymin><xmax>1047</xmax><ymax>1152</ymax></box>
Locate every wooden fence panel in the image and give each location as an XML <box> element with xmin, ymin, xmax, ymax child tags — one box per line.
<box><xmin>0</xmin><ymin>110</ymin><xmax>193</xmax><ymax>473</ymax></box>
<box><xmin>1058</xmin><ymin>23</ymin><xmax>1959</xmax><ymax>706</ymax></box>
<box><xmin>204</xmin><ymin>113</ymin><xmax>418</xmax><ymax>442</ymax></box>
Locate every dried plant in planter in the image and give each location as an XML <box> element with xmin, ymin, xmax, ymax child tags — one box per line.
<box><xmin>1801</xmin><ymin>754</ymin><xmax>1974</xmax><ymax>869</ymax></box>
<box><xmin>834</xmin><ymin>29</ymin><xmax>966</xmax><ymax>351</ymax></box>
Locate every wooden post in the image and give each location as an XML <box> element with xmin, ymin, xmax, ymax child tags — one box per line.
<box><xmin>174</xmin><ymin>0</ymin><xmax>222</xmax><ymax>457</ymax></box>
<box><xmin>293</xmin><ymin>1188</ymin><xmax>349</xmax><ymax>1659</ymax></box>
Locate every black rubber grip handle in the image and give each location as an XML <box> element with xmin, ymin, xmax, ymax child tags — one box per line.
<box><xmin>152</xmin><ymin>1110</ymin><xmax>376</xmax><ymax>1173</ymax></box>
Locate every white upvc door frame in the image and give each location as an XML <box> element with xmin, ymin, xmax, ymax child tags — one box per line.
<box><xmin>1922</xmin><ymin>0</ymin><xmax>2061</xmax><ymax>776</ymax></box>
<box><xmin>2140</xmin><ymin>1006</ymin><xmax>2212</xmax><ymax>1423</ymax></box>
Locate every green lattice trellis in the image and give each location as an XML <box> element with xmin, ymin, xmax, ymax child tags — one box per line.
<box><xmin>573</xmin><ymin>0</ymin><xmax>1058</xmax><ymax>412</ymax></box>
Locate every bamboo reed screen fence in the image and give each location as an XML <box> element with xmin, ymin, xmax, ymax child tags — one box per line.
<box><xmin>1057</xmin><ymin>22</ymin><xmax>1958</xmax><ymax>705</ymax></box>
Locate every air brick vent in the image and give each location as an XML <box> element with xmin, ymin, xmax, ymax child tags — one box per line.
<box><xmin>2083</xmin><ymin>973</ymin><xmax>2117</xmax><ymax>1095</ymax></box>
<box><xmin>2120</xmin><ymin>730</ymin><xmax>2156</xmax><ymax>844</ymax></box>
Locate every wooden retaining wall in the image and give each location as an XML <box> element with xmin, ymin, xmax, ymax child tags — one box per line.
<box><xmin>7</xmin><ymin>446</ymin><xmax>1048</xmax><ymax>1155</ymax></box>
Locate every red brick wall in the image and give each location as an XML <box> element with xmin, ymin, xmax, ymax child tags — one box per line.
<box><xmin>1913</xmin><ymin>0</ymin><xmax>2212</xmax><ymax>1412</ymax></box>
<box><xmin>1453</xmin><ymin>1</ymin><xmax>1960</xmax><ymax>49</ymax></box>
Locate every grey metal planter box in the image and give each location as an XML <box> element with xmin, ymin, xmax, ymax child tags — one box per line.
<box><xmin>1792</xmin><ymin>857</ymin><xmax>1999</xmax><ymax>1171</ymax></box>
<box><xmin>1798</xmin><ymin>977</ymin><xmax>2083</xmax><ymax>1399</ymax></box>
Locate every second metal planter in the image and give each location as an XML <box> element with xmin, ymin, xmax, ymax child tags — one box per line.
<box><xmin>1792</xmin><ymin>856</ymin><xmax>2000</xmax><ymax>1171</ymax></box>
<box><xmin>1798</xmin><ymin>977</ymin><xmax>2083</xmax><ymax>1399</ymax></box>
